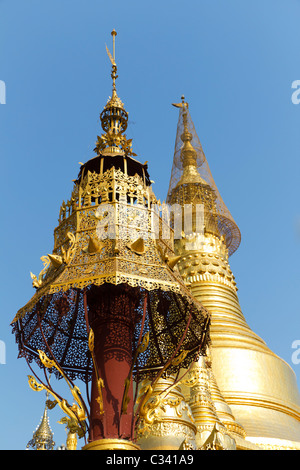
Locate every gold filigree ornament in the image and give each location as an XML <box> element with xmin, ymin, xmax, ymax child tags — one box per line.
<box><xmin>61</xmin><ymin>232</ymin><xmax>76</xmax><ymax>264</ymax></box>
<box><xmin>137</xmin><ymin>331</ymin><xmax>150</xmax><ymax>355</ymax></box>
<box><xmin>136</xmin><ymin>376</ymin><xmax>186</xmax><ymax>427</ymax></box>
<box><xmin>28</xmin><ymin>350</ymin><xmax>88</xmax><ymax>440</ymax></box>
<box><xmin>94</xmin><ymin>132</ymin><xmax>137</xmax><ymax>157</ymax></box>
<box><xmin>179</xmin><ymin>364</ymin><xmax>202</xmax><ymax>389</ymax></box>
<box><xmin>88</xmin><ymin>329</ymin><xmax>105</xmax><ymax>415</ymax></box>
<box><xmin>121</xmin><ymin>331</ymin><xmax>150</xmax><ymax>415</ymax></box>
<box><xmin>30</xmin><ymin>232</ymin><xmax>75</xmax><ymax>289</ymax></box>
<box><xmin>136</xmin><ymin>381</ymin><xmax>158</xmax><ymax>425</ymax></box>
<box><xmin>30</xmin><ymin>256</ymin><xmax>51</xmax><ymax>288</ymax></box>
<box><xmin>171</xmin><ymin>349</ymin><xmax>190</xmax><ymax>367</ymax></box>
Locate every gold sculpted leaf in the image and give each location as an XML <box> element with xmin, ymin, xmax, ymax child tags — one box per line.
<box><xmin>171</xmin><ymin>350</ymin><xmax>189</xmax><ymax>367</ymax></box>
<box><xmin>28</xmin><ymin>375</ymin><xmax>44</xmax><ymax>393</ymax></box>
<box><xmin>30</xmin><ymin>255</ymin><xmax>51</xmax><ymax>288</ymax></box>
<box><xmin>38</xmin><ymin>349</ymin><xmax>56</xmax><ymax>369</ymax></box>
<box><xmin>95</xmin><ymin>378</ymin><xmax>105</xmax><ymax>415</ymax></box>
<box><xmin>46</xmin><ymin>399</ymin><xmax>58</xmax><ymax>410</ymax></box>
<box><xmin>105</xmin><ymin>44</ymin><xmax>116</xmax><ymax>66</ymax></box>
<box><xmin>61</xmin><ymin>232</ymin><xmax>76</xmax><ymax>264</ymax></box>
<box><xmin>137</xmin><ymin>331</ymin><xmax>149</xmax><ymax>354</ymax></box>
<box><xmin>121</xmin><ymin>377</ymin><xmax>131</xmax><ymax>415</ymax></box>
<box><xmin>88</xmin><ymin>329</ymin><xmax>94</xmax><ymax>353</ymax></box>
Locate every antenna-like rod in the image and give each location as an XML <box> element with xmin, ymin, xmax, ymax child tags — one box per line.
<box><xmin>111</xmin><ymin>29</ymin><xmax>117</xmax><ymax>62</ymax></box>
<box><xmin>106</xmin><ymin>30</ymin><xmax>118</xmax><ymax>94</ymax></box>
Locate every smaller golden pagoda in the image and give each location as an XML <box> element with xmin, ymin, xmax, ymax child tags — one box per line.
<box><xmin>26</xmin><ymin>393</ymin><xmax>55</xmax><ymax>451</ymax></box>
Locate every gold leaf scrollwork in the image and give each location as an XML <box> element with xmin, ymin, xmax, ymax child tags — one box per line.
<box><xmin>88</xmin><ymin>328</ymin><xmax>94</xmax><ymax>353</ymax></box>
<box><xmin>137</xmin><ymin>331</ymin><xmax>149</xmax><ymax>355</ymax></box>
<box><xmin>136</xmin><ymin>381</ymin><xmax>161</xmax><ymax>425</ymax></box>
<box><xmin>121</xmin><ymin>378</ymin><xmax>131</xmax><ymax>415</ymax></box>
<box><xmin>28</xmin><ymin>377</ymin><xmax>87</xmax><ymax>440</ymax></box>
<box><xmin>28</xmin><ymin>375</ymin><xmax>45</xmax><ymax>392</ymax></box>
<box><xmin>136</xmin><ymin>377</ymin><xmax>187</xmax><ymax>430</ymax></box>
<box><xmin>30</xmin><ymin>256</ymin><xmax>51</xmax><ymax>288</ymax></box>
<box><xmin>46</xmin><ymin>399</ymin><xmax>58</xmax><ymax>410</ymax></box>
<box><xmin>32</xmin><ymin>350</ymin><xmax>88</xmax><ymax>439</ymax></box>
<box><xmin>94</xmin><ymin>132</ymin><xmax>137</xmax><ymax>157</ymax></box>
<box><xmin>171</xmin><ymin>349</ymin><xmax>189</xmax><ymax>367</ymax></box>
<box><xmin>61</xmin><ymin>232</ymin><xmax>76</xmax><ymax>264</ymax></box>
<box><xmin>88</xmin><ymin>329</ymin><xmax>105</xmax><ymax>415</ymax></box>
<box><xmin>179</xmin><ymin>364</ymin><xmax>201</xmax><ymax>389</ymax></box>
<box><xmin>30</xmin><ymin>232</ymin><xmax>75</xmax><ymax>288</ymax></box>
<box><xmin>38</xmin><ymin>349</ymin><xmax>56</xmax><ymax>369</ymax></box>
<box><xmin>95</xmin><ymin>378</ymin><xmax>105</xmax><ymax>415</ymax></box>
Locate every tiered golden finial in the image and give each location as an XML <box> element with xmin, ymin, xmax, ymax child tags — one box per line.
<box><xmin>181</xmin><ymin>355</ymin><xmax>236</xmax><ymax>450</ymax></box>
<box><xmin>94</xmin><ymin>30</ymin><xmax>136</xmax><ymax>157</ymax></box>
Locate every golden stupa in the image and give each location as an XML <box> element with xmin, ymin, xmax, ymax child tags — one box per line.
<box><xmin>166</xmin><ymin>96</ymin><xmax>300</xmax><ymax>450</ymax></box>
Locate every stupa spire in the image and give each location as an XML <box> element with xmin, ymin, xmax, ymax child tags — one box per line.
<box><xmin>167</xmin><ymin>96</ymin><xmax>241</xmax><ymax>256</ymax></box>
<box><xmin>173</xmin><ymin>96</ymin><xmax>197</xmax><ymax>168</ymax></box>
<box><xmin>172</xmin><ymin>96</ymin><xmax>208</xmax><ymax>189</ymax></box>
<box><xmin>106</xmin><ymin>29</ymin><xmax>117</xmax><ymax>92</ymax></box>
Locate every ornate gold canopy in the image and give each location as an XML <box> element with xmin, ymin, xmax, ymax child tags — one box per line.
<box><xmin>13</xmin><ymin>32</ymin><xmax>213</xmax><ymax>451</ymax></box>
<box><xmin>12</xmin><ymin>32</ymin><xmax>210</xmax><ymax>389</ymax></box>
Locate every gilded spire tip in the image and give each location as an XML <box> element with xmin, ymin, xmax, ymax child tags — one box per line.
<box><xmin>94</xmin><ymin>30</ymin><xmax>138</xmax><ymax>157</ymax></box>
<box><xmin>172</xmin><ymin>95</ymin><xmax>188</xmax><ymax>109</ymax></box>
<box><xmin>103</xmin><ymin>29</ymin><xmax>124</xmax><ymax>112</ymax></box>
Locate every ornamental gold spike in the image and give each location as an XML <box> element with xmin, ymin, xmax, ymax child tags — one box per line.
<box><xmin>167</xmin><ymin>255</ymin><xmax>182</xmax><ymax>270</ymax></box>
<box><xmin>127</xmin><ymin>237</ymin><xmax>147</xmax><ymax>255</ymax></box>
<box><xmin>94</xmin><ymin>29</ymin><xmax>138</xmax><ymax>157</ymax></box>
<box><xmin>48</xmin><ymin>253</ymin><xmax>63</xmax><ymax>268</ymax></box>
<box><xmin>83</xmin><ymin>236</ymin><xmax>105</xmax><ymax>255</ymax></box>
<box><xmin>172</xmin><ymin>95</ymin><xmax>188</xmax><ymax>109</ymax></box>
<box><xmin>106</xmin><ymin>29</ymin><xmax>117</xmax><ymax>66</ymax></box>
<box><xmin>106</xmin><ymin>29</ymin><xmax>119</xmax><ymax>105</ymax></box>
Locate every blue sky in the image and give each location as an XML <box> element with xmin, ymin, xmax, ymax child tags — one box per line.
<box><xmin>1</xmin><ymin>0</ymin><xmax>300</xmax><ymax>449</ymax></box>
